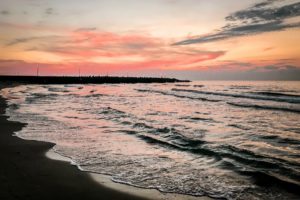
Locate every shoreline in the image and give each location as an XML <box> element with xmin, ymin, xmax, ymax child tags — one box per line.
<box><xmin>46</xmin><ymin>150</ymin><xmax>211</xmax><ymax>200</ymax></box>
<box><xmin>0</xmin><ymin>84</ymin><xmax>211</xmax><ymax>200</ymax></box>
<box><xmin>0</xmin><ymin>87</ymin><xmax>150</xmax><ymax>200</ymax></box>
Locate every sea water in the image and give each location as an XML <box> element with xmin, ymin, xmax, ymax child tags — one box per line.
<box><xmin>2</xmin><ymin>81</ymin><xmax>300</xmax><ymax>200</ymax></box>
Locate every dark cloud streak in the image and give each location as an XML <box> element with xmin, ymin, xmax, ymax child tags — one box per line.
<box><xmin>173</xmin><ymin>0</ymin><xmax>300</xmax><ymax>45</ymax></box>
<box><xmin>45</xmin><ymin>8</ymin><xmax>54</xmax><ymax>15</ymax></box>
<box><xmin>0</xmin><ymin>10</ymin><xmax>10</xmax><ymax>15</ymax></box>
<box><xmin>226</xmin><ymin>1</ymin><xmax>300</xmax><ymax>22</ymax></box>
<box><xmin>74</xmin><ymin>27</ymin><xmax>97</xmax><ymax>32</ymax></box>
<box><xmin>6</xmin><ymin>36</ymin><xmax>63</xmax><ymax>46</ymax></box>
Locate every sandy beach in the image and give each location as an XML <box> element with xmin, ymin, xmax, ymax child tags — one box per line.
<box><xmin>0</xmin><ymin>84</ymin><xmax>151</xmax><ymax>200</ymax></box>
<box><xmin>0</xmin><ymin>84</ymin><xmax>212</xmax><ymax>200</ymax></box>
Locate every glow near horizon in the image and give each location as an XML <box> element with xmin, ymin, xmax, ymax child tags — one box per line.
<box><xmin>0</xmin><ymin>0</ymin><xmax>299</xmax><ymax>80</ymax></box>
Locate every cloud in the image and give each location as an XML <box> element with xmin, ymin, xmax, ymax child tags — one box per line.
<box><xmin>253</xmin><ymin>63</ymin><xmax>300</xmax><ymax>72</ymax></box>
<box><xmin>22</xmin><ymin>31</ymin><xmax>164</xmax><ymax>57</ymax></box>
<box><xmin>45</xmin><ymin>8</ymin><xmax>54</xmax><ymax>15</ymax></box>
<box><xmin>52</xmin><ymin>31</ymin><xmax>225</xmax><ymax>65</ymax></box>
<box><xmin>5</xmin><ymin>28</ymin><xmax>225</xmax><ymax>71</ymax></box>
<box><xmin>173</xmin><ymin>0</ymin><xmax>300</xmax><ymax>45</ymax></box>
<box><xmin>166</xmin><ymin>59</ymin><xmax>300</xmax><ymax>80</ymax></box>
<box><xmin>263</xmin><ymin>46</ymin><xmax>274</xmax><ymax>51</ymax></box>
<box><xmin>0</xmin><ymin>10</ymin><xmax>10</xmax><ymax>15</ymax></box>
<box><xmin>0</xmin><ymin>59</ymin><xmax>26</xmax><ymax>64</ymax></box>
<box><xmin>74</xmin><ymin>27</ymin><xmax>97</xmax><ymax>32</ymax></box>
<box><xmin>0</xmin><ymin>59</ymin><xmax>38</xmax><ymax>75</ymax></box>
<box><xmin>5</xmin><ymin>31</ymin><xmax>162</xmax><ymax>54</ymax></box>
<box><xmin>6</xmin><ymin>35</ymin><xmax>63</xmax><ymax>46</ymax></box>
<box><xmin>225</xmin><ymin>1</ymin><xmax>300</xmax><ymax>22</ymax></box>
<box><xmin>6</xmin><ymin>37</ymin><xmax>39</xmax><ymax>46</ymax></box>
<box><xmin>1</xmin><ymin>59</ymin><xmax>299</xmax><ymax>80</ymax></box>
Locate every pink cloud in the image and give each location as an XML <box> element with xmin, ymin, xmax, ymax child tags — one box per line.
<box><xmin>3</xmin><ymin>29</ymin><xmax>226</xmax><ymax>74</ymax></box>
<box><xmin>1</xmin><ymin>58</ymin><xmax>300</xmax><ymax>77</ymax></box>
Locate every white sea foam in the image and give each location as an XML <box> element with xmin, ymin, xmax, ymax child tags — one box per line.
<box><xmin>1</xmin><ymin>81</ymin><xmax>300</xmax><ymax>200</ymax></box>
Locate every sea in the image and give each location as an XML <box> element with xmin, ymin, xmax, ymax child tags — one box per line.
<box><xmin>1</xmin><ymin>81</ymin><xmax>300</xmax><ymax>200</ymax></box>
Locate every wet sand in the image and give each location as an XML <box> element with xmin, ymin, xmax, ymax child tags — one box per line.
<box><xmin>0</xmin><ymin>85</ymin><xmax>150</xmax><ymax>200</ymax></box>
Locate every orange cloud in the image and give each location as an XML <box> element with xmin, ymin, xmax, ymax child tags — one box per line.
<box><xmin>2</xmin><ymin>29</ymin><xmax>225</xmax><ymax>72</ymax></box>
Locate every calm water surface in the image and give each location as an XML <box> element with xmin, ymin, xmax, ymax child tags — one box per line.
<box><xmin>2</xmin><ymin>81</ymin><xmax>300</xmax><ymax>200</ymax></box>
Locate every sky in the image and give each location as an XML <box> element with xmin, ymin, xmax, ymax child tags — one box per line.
<box><xmin>0</xmin><ymin>0</ymin><xmax>300</xmax><ymax>80</ymax></box>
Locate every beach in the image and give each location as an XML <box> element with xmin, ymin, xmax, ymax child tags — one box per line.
<box><xmin>1</xmin><ymin>81</ymin><xmax>300</xmax><ymax>199</ymax></box>
<box><xmin>0</xmin><ymin>84</ymin><xmax>149</xmax><ymax>200</ymax></box>
<box><xmin>0</xmin><ymin>84</ymin><xmax>212</xmax><ymax>200</ymax></box>
<box><xmin>1</xmin><ymin>0</ymin><xmax>300</xmax><ymax>199</ymax></box>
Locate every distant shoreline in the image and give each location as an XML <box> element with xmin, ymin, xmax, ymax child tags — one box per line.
<box><xmin>0</xmin><ymin>75</ymin><xmax>189</xmax><ymax>84</ymax></box>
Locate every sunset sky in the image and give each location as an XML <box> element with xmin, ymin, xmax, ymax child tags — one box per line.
<box><xmin>0</xmin><ymin>0</ymin><xmax>299</xmax><ymax>80</ymax></box>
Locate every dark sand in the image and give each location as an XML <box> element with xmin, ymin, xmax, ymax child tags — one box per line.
<box><xmin>0</xmin><ymin>85</ymin><xmax>149</xmax><ymax>200</ymax></box>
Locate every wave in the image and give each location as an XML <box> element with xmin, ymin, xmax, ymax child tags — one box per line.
<box><xmin>119</xmin><ymin>127</ymin><xmax>212</xmax><ymax>155</ymax></box>
<box><xmin>229</xmin><ymin>85</ymin><xmax>252</xmax><ymax>90</ymax></box>
<box><xmin>180</xmin><ymin>116</ymin><xmax>217</xmax><ymax>123</ymax></box>
<box><xmin>250</xmin><ymin>91</ymin><xmax>300</xmax><ymax>98</ymax></box>
<box><xmin>119</xmin><ymin>118</ymin><xmax>300</xmax><ymax>170</ymax></box>
<box><xmin>98</xmin><ymin>104</ymin><xmax>300</xmax><ymax>189</ymax></box>
<box><xmin>48</xmin><ymin>87</ymin><xmax>70</xmax><ymax>93</ymax></box>
<box><xmin>85</xmin><ymin>93</ymin><xmax>107</xmax><ymax>98</ymax></box>
<box><xmin>172</xmin><ymin>88</ymin><xmax>300</xmax><ymax>104</ymax></box>
<box><xmin>25</xmin><ymin>93</ymin><xmax>59</xmax><ymax>104</ymax></box>
<box><xmin>9</xmin><ymin>103</ymin><xmax>20</xmax><ymax>110</ymax></box>
<box><xmin>228</xmin><ymin>124</ymin><xmax>251</xmax><ymax>130</ymax></box>
<box><xmin>259</xmin><ymin>134</ymin><xmax>300</xmax><ymax>146</ymax></box>
<box><xmin>133</xmin><ymin>122</ymin><xmax>153</xmax><ymax>129</ymax></box>
<box><xmin>193</xmin><ymin>84</ymin><xmax>204</xmax><ymax>88</ymax></box>
<box><xmin>175</xmin><ymin>84</ymin><xmax>190</xmax><ymax>87</ymax></box>
<box><xmin>99</xmin><ymin>106</ymin><xmax>127</xmax><ymax>116</ymax></box>
<box><xmin>136</xmin><ymin>89</ymin><xmax>220</xmax><ymax>102</ymax></box>
<box><xmin>118</xmin><ymin>125</ymin><xmax>300</xmax><ymax>192</ymax></box>
<box><xmin>130</xmin><ymin>112</ymin><xmax>300</xmax><ymax>186</ymax></box>
<box><xmin>217</xmin><ymin>145</ymin><xmax>300</xmax><ymax>193</ymax></box>
<box><xmin>284</xmin><ymin>128</ymin><xmax>300</xmax><ymax>134</ymax></box>
<box><xmin>227</xmin><ymin>102</ymin><xmax>300</xmax><ymax>114</ymax></box>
